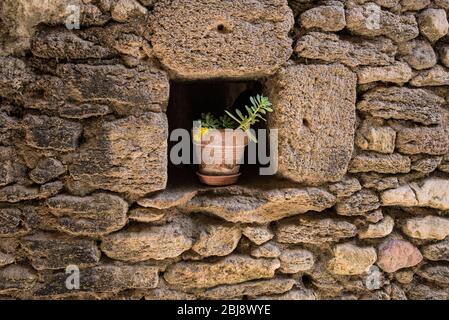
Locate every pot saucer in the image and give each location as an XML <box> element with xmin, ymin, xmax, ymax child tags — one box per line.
<box><xmin>196</xmin><ymin>172</ymin><xmax>241</xmax><ymax>186</ymax></box>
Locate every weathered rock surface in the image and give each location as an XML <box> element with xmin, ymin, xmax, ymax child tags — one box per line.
<box><xmin>58</xmin><ymin>103</ymin><xmax>112</xmax><ymax>120</ymax></box>
<box><xmin>199</xmin><ymin>278</ymin><xmax>295</xmax><ymax>300</ymax></box>
<box><xmin>29</xmin><ymin>158</ymin><xmax>65</xmax><ymax>184</ymax></box>
<box><xmin>336</xmin><ymin>190</ymin><xmax>380</xmax><ymax>216</ymax></box>
<box><xmin>55</xmin><ymin>64</ymin><xmax>169</xmax><ymax>114</ymax></box>
<box><xmin>181</xmin><ymin>185</ymin><xmax>335</xmax><ymax>224</ymax></box>
<box><xmin>47</xmin><ymin>193</ymin><xmax>128</xmax><ymax>237</ymax></box>
<box><xmin>396</xmin><ymin>125</ymin><xmax>449</xmax><ymax>155</ymax></box>
<box><xmin>381</xmin><ymin>178</ymin><xmax>449</xmax><ymax>210</ymax></box>
<box><xmin>137</xmin><ymin>187</ymin><xmax>197</xmax><ymax>209</ymax></box>
<box><xmin>0</xmin><ymin>252</ymin><xmax>14</xmax><ymax>267</ymax></box>
<box><xmin>359</xmin><ymin>215</ymin><xmax>394</xmax><ymax>239</ymax></box>
<box><xmin>0</xmin><ymin>265</ymin><xmax>36</xmax><ymax>294</ymax></box>
<box><xmin>69</xmin><ymin>113</ymin><xmax>168</xmax><ymax>197</ymax></box>
<box><xmin>300</xmin><ymin>4</ymin><xmax>345</xmax><ymax>31</ymax></box>
<box><xmin>0</xmin><ymin>182</ymin><xmax>63</xmax><ymax>203</ymax></box>
<box><xmin>279</xmin><ymin>249</ymin><xmax>314</xmax><ymax>274</ymax></box>
<box><xmin>349</xmin><ymin>153</ymin><xmax>411</xmax><ymax>174</ymax></box>
<box><xmin>295</xmin><ymin>32</ymin><xmax>396</xmax><ymax>67</ymax></box>
<box><xmin>360</xmin><ymin>173</ymin><xmax>400</xmax><ymax>191</ymax></box>
<box><xmin>111</xmin><ymin>0</ymin><xmax>148</xmax><ymax>23</ymax></box>
<box><xmin>398</xmin><ymin>39</ymin><xmax>436</xmax><ymax>70</ymax></box>
<box><xmin>192</xmin><ymin>220</ymin><xmax>241</xmax><ymax>257</ymax></box>
<box><xmin>328</xmin><ymin>177</ymin><xmax>362</xmax><ymax>198</ymax></box>
<box><xmin>416</xmin><ymin>264</ymin><xmax>449</xmax><ymax>285</ymax></box>
<box><xmin>410</xmin><ymin>65</ymin><xmax>449</xmax><ymax>86</ymax></box>
<box><xmin>101</xmin><ymin>217</ymin><xmax>193</xmax><ymax>262</ymax></box>
<box><xmin>356</xmin><ymin>62</ymin><xmax>412</xmax><ymax>84</ymax></box>
<box><xmin>376</xmin><ymin>238</ymin><xmax>422</xmax><ymax>272</ymax></box>
<box><xmin>128</xmin><ymin>207</ymin><xmax>167</xmax><ymax>223</ymax></box>
<box><xmin>355</xmin><ymin>118</ymin><xmax>396</xmax><ymax>154</ymax></box>
<box><xmin>250</xmin><ymin>242</ymin><xmax>281</xmax><ymax>259</ymax></box>
<box><xmin>34</xmin><ymin>265</ymin><xmax>158</xmax><ymax>297</ymax></box>
<box><xmin>275</xmin><ymin>216</ymin><xmax>357</xmax><ymax>244</ymax></box>
<box><xmin>411</xmin><ymin>155</ymin><xmax>443</xmax><ymax>173</ymax></box>
<box><xmin>0</xmin><ymin>208</ymin><xmax>29</xmax><ymax>237</ymax></box>
<box><xmin>422</xmin><ymin>239</ymin><xmax>449</xmax><ymax>261</ymax></box>
<box><xmin>402</xmin><ymin>216</ymin><xmax>449</xmax><ymax>240</ymax></box>
<box><xmin>357</xmin><ymin>87</ymin><xmax>446</xmax><ymax>125</ymax></box>
<box><xmin>241</xmin><ymin>225</ymin><xmax>274</xmax><ymax>245</ymax></box>
<box><xmin>327</xmin><ymin>243</ymin><xmax>377</xmax><ymax>276</ymax></box>
<box><xmin>346</xmin><ymin>3</ymin><xmax>419</xmax><ymax>43</ymax></box>
<box><xmin>418</xmin><ymin>9</ymin><xmax>449</xmax><ymax>43</ymax></box>
<box><xmin>164</xmin><ymin>255</ymin><xmax>280</xmax><ymax>290</ymax></box>
<box><xmin>439</xmin><ymin>154</ymin><xmax>449</xmax><ymax>173</ymax></box>
<box><xmin>150</xmin><ymin>0</ymin><xmax>294</xmax><ymax>79</ymax></box>
<box><xmin>20</xmin><ymin>232</ymin><xmax>101</xmax><ymax>270</ymax></box>
<box><xmin>267</xmin><ymin>63</ymin><xmax>356</xmax><ymax>185</ymax></box>
<box><xmin>22</xmin><ymin>115</ymin><xmax>82</xmax><ymax>152</ymax></box>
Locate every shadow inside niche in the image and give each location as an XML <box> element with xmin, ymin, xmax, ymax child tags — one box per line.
<box><xmin>166</xmin><ymin>79</ymin><xmax>274</xmax><ymax>188</ymax></box>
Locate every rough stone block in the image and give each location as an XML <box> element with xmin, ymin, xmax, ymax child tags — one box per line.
<box><xmin>327</xmin><ymin>243</ymin><xmax>377</xmax><ymax>276</ymax></box>
<box><xmin>266</xmin><ymin>63</ymin><xmax>356</xmax><ymax>185</ymax></box>
<box><xmin>150</xmin><ymin>0</ymin><xmax>294</xmax><ymax>79</ymax></box>
<box><xmin>349</xmin><ymin>153</ymin><xmax>411</xmax><ymax>174</ymax></box>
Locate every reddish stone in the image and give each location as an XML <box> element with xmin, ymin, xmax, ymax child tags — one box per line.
<box><xmin>376</xmin><ymin>238</ymin><xmax>423</xmax><ymax>273</ymax></box>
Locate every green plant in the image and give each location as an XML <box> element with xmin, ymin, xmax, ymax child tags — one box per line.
<box><xmin>196</xmin><ymin>95</ymin><xmax>273</xmax><ymax>143</ymax></box>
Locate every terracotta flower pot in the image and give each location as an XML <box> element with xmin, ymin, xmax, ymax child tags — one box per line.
<box><xmin>193</xmin><ymin>128</ymin><xmax>248</xmax><ymax>186</ymax></box>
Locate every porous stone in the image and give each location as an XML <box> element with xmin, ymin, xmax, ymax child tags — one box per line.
<box><xmin>355</xmin><ymin>118</ymin><xmax>396</xmax><ymax>154</ymax></box>
<box><xmin>69</xmin><ymin>113</ymin><xmax>168</xmax><ymax>197</ymax></box>
<box><xmin>0</xmin><ymin>57</ymin><xmax>34</xmax><ymax>97</ymax></box>
<box><xmin>396</xmin><ymin>125</ymin><xmax>449</xmax><ymax>155</ymax></box>
<box><xmin>336</xmin><ymin>190</ymin><xmax>380</xmax><ymax>216</ymax></box>
<box><xmin>356</xmin><ymin>62</ymin><xmax>412</xmax><ymax>84</ymax></box>
<box><xmin>101</xmin><ymin>217</ymin><xmax>193</xmax><ymax>262</ymax></box>
<box><xmin>110</xmin><ymin>0</ymin><xmax>148</xmax><ymax>23</ymax></box>
<box><xmin>418</xmin><ymin>9</ymin><xmax>449</xmax><ymax>43</ymax></box>
<box><xmin>275</xmin><ymin>216</ymin><xmax>357</xmax><ymax>244</ymax></box>
<box><xmin>436</xmin><ymin>0</ymin><xmax>449</xmax><ymax>9</ymax></box>
<box><xmin>402</xmin><ymin>216</ymin><xmax>449</xmax><ymax>240</ymax></box>
<box><xmin>128</xmin><ymin>207</ymin><xmax>167</xmax><ymax>223</ymax></box>
<box><xmin>381</xmin><ymin>178</ymin><xmax>449</xmax><ymax>210</ymax></box>
<box><xmin>439</xmin><ymin>154</ymin><xmax>449</xmax><ymax>172</ymax></box>
<box><xmin>327</xmin><ymin>243</ymin><xmax>377</xmax><ymax>276</ymax></box>
<box><xmin>199</xmin><ymin>278</ymin><xmax>295</xmax><ymax>300</ymax></box>
<box><xmin>376</xmin><ymin>238</ymin><xmax>422</xmax><ymax>272</ymax></box>
<box><xmin>279</xmin><ymin>249</ymin><xmax>314</xmax><ymax>274</ymax></box>
<box><xmin>346</xmin><ymin>3</ymin><xmax>419</xmax><ymax>43</ymax></box>
<box><xmin>398</xmin><ymin>39</ymin><xmax>436</xmax><ymax>70</ymax></box>
<box><xmin>366</xmin><ymin>209</ymin><xmax>384</xmax><ymax>223</ymax></box>
<box><xmin>20</xmin><ymin>232</ymin><xmax>101</xmax><ymax>270</ymax></box>
<box><xmin>410</xmin><ymin>65</ymin><xmax>449</xmax><ymax>86</ymax></box>
<box><xmin>46</xmin><ymin>193</ymin><xmax>128</xmax><ymax>237</ymax></box>
<box><xmin>410</xmin><ymin>155</ymin><xmax>443</xmax><ymax>173</ymax></box>
<box><xmin>150</xmin><ymin>0</ymin><xmax>294</xmax><ymax>79</ymax></box>
<box><xmin>58</xmin><ymin>103</ymin><xmax>112</xmax><ymax>119</ymax></box>
<box><xmin>241</xmin><ymin>225</ymin><xmax>273</xmax><ymax>245</ymax></box>
<box><xmin>422</xmin><ymin>238</ymin><xmax>449</xmax><ymax>261</ymax></box>
<box><xmin>328</xmin><ymin>177</ymin><xmax>362</xmax><ymax>198</ymax></box>
<box><xmin>22</xmin><ymin>115</ymin><xmax>82</xmax><ymax>152</ymax></box>
<box><xmin>34</xmin><ymin>265</ymin><xmax>158</xmax><ymax>297</ymax></box>
<box><xmin>0</xmin><ymin>208</ymin><xmax>29</xmax><ymax>237</ymax></box>
<box><xmin>31</xmin><ymin>28</ymin><xmax>115</xmax><ymax>59</ymax></box>
<box><xmin>295</xmin><ymin>32</ymin><xmax>396</xmax><ymax>67</ymax></box>
<box><xmin>250</xmin><ymin>242</ymin><xmax>281</xmax><ymax>259</ymax></box>
<box><xmin>0</xmin><ymin>265</ymin><xmax>37</xmax><ymax>294</ymax></box>
<box><xmin>357</xmin><ymin>87</ymin><xmax>446</xmax><ymax>125</ymax></box>
<box><xmin>192</xmin><ymin>220</ymin><xmax>241</xmax><ymax>257</ymax></box>
<box><xmin>400</xmin><ymin>0</ymin><xmax>430</xmax><ymax>11</ymax></box>
<box><xmin>349</xmin><ymin>153</ymin><xmax>411</xmax><ymax>174</ymax></box>
<box><xmin>359</xmin><ymin>215</ymin><xmax>394</xmax><ymax>239</ymax></box>
<box><xmin>0</xmin><ymin>147</ymin><xmax>27</xmax><ymax>187</ymax></box>
<box><xmin>163</xmin><ymin>255</ymin><xmax>280</xmax><ymax>290</ymax></box>
<box><xmin>360</xmin><ymin>173</ymin><xmax>400</xmax><ymax>191</ymax></box>
<box><xmin>137</xmin><ymin>187</ymin><xmax>198</xmax><ymax>209</ymax></box>
<box><xmin>0</xmin><ymin>252</ymin><xmax>14</xmax><ymax>267</ymax></box>
<box><xmin>29</xmin><ymin>158</ymin><xmax>65</xmax><ymax>184</ymax></box>
<box><xmin>0</xmin><ymin>182</ymin><xmax>63</xmax><ymax>203</ymax></box>
<box><xmin>439</xmin><ymin>44</ymin><xmax>449</xmax><ymax>68</ymax></box>
<box><xmin>300</xmin><ymin>4</ymin><xmax>346</xmax><ymax>31</ymax></box>
<box><xmin>181</xmin><ymin>185</ymin><xmax>335</xmax><ymax>224</ymax></box>
<box><xmin>266</xmin><ymin>63</ymin><xmax>356</xmax><ymax>185</ymax></box>
<box><xmin>416</xmin><ymin>264</ymin><xmax>449</xmax><ymax>285</ymax></box>
<box><xmin>55</xmin><ymin>64</ymin><xmax>169</xmax><ymax>114</ymax></box>
<box><xmin>408</xmin><ymin>283</ymin><xmax>449</xmax><ymax>300</ymax></box>
<box><xmin>254</xmin><ymin>288</ymin><xmax>316</xmax><ymax>300</ymax></box>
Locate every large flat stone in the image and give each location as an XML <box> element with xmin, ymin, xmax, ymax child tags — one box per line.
<box><xmin>164</xmin><ymin>254</ymin><xmax>280</xmax><ymax>290</ymax></box>
<box><xmin>150</xmin><ymin>0</ymin><xmax>293</xmax><ymax>79</ymax></box>
<box><xmin>46</xmin><ymin>193</ymin><xmax>129</xmax><ymax>237</ymax></box>
<box><xmin>180</xmin><ymin>185</ymin><xmax>335</xmax><ymax>224</ymax></box>
<box><xmin>69</xmin><ymin>113</ymin><xmax>168</xmax><ymax>197</ymax></box>
<box><xmin>266</xmin><ymin>63</ymin><xmax>356</xmax><ymax>185</ymax></box>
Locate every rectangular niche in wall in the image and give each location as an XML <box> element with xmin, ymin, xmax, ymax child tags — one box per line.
<box><xmin>166</xmin><ymin>80</ymin><xmax>268</xmax><ymax>186</ymax></box>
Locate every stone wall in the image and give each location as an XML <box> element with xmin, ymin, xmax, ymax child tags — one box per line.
<box><xmin>0</xmin><ymin>0</ymin><xmax>449</xmax><ymax>300</ymax></box>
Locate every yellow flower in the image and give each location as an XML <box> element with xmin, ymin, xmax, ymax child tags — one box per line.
<box><xmin>193</xmin><ymin>127</ymin><xmax>209</xmax><ymax>142</ymax></box>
